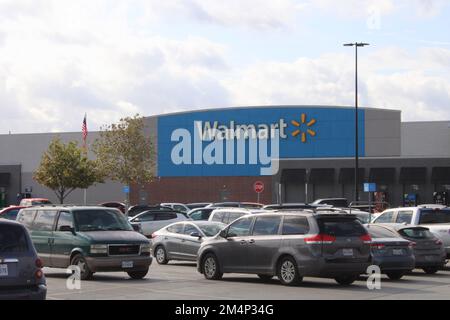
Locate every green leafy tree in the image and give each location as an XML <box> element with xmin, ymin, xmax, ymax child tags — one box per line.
<box><xmin>92</xmin><ymin>114</ymin><xmax>154</xmax><ymax>210</ymax></box>
<box><xmin>34</xmin><ymin>137</ymin><xmax>104</xmax><ymax>204</ymax></box>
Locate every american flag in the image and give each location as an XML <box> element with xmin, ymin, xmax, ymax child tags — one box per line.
<box><xmin>82</xmin><ymin>113</ymin><xmax>88</xmax><ymax>147</ymax></box>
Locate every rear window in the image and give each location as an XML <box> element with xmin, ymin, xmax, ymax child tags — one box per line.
<box><xmin>155</xmin><ymin>212</ymin><xmax>177</xmax><ymax>221</ymax></box>
<box><xmin>166</xmin><ymin>224</ymin><xmax>184</xmax><ymax>234</ymax></box>
<box><xmin>227</xmin><ymin>212</ymin><xmax>244</xmax><ymax>224</ymax></box>
<box><xmin>211</xmin><ymin>212</ymin><xmax>224</xmax><ymax>222</ymax></box>
<box><xmin>317</xmin><ymin>218</ymin><xmax>366</xmax><ymax>237</ymax></box>
<box><xmin>0</xmin><ymin>224</ymin><xmax>29</xmax><ymax>253</ymax></box>
<box><xmin>418</xmin><ymin>209</ymin><xmax>450</xmax><ymax>224</ymax></box>
<box><xmin>367</xmin><ymin>226</ymin><xmax>398</xmax><ymax>238</ymax></box>
<box><xmin>17</xmin><ymin>210</ymin><xmax>37</xmax><ymax>228</ymax></box>
<box><xmin>328</xmin><ymin>200</ymin><xmax>348</xmax><ymax>207</ymax></box>
<box><xmin>399</xmin><ymin>228</ymin><xmax>435</xmax><ymax>239</ymax></box>
<box><xmin>31</xmin><ymin>200</ymin><xmax>52</xmax><ymax>205</ymax></box>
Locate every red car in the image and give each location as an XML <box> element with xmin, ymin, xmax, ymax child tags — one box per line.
<box><xmin>0</xmin><ymin>206</ymin><xmax>26</xmax><ymax>220</ymax></box>
<box><xmin>19</xmin><ymin>198</ymin><xmax>52</xmax><ymax>207</ymax></box>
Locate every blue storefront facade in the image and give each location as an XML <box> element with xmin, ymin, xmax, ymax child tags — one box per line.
<box><xmin>157</xmin><ymin>106</ymin><xmax>365</xmax><ymax>178</ymax></box>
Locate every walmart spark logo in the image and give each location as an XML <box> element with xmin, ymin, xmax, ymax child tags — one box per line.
<box><xmin>291</xmin><ymin>114</ymin><xmax>317</xmax><ymax>143</ymax></box>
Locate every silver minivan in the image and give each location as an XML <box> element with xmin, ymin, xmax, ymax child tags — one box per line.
<box><xmin>197</xmin><ymin>211</ymin><xmax>372</xmax><ymax>286</ymax></box>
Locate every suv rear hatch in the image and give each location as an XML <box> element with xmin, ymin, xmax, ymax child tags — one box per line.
<box><xmin>0</xmin><ymin>224</ymin><xmax>40</xmax><ymax>289</ymax></box>
<box><xmin>311</xmin><ymin>216</ymin><xmax>371</xmax><ymax>262</ymax></box>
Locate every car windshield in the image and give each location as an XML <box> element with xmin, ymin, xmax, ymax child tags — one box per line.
<box><xmin>198</xmin><ymin>224</ymin><xmax>224</xmax><ymax>237</ymax></box>
<box><xmin>418</xmin><ymin>208</ymin><xmax>450</xmax><ymax>224</ymax></box>
<box><xmin>399</xmin><ymin>227</ymin><xmax>435</xmax><ymax>239</ymax></box>
<box><xmin>0</xmin><ymin>224</ymin><xmax>29</xmax><ymax>253</ymax></box>
<box><xmin>74</xmin><ymin>209</ymin><xmax>133</xmax><ymax>232</ymax></box>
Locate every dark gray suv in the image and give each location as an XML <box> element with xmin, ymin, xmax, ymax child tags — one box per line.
<box><xmin>197</xmin><ymin>211</ymin><xmax>372</xmax><ymax>286</ymax></box>
<box><xmin>0</xmin><ymin>219</ymin><xmax>47</xmax><ymax>300</ymax></box>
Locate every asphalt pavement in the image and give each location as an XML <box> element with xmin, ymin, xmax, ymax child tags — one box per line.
<box><xmin>44</xmin><ymin>261</ymin><xmax>450</xmax><ymax>300</ymax></box>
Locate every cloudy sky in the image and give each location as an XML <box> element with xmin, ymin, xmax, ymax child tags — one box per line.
<box><xmin>0</xmin><ymin>0</ymin><xmax>449</xmax><ymax>134</ymax></box>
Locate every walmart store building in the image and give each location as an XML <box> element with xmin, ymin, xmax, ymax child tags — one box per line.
<box><xmin>0</xmin><ymin>105</ymin><xmax>449</xmax><ymax>207</ymax></box>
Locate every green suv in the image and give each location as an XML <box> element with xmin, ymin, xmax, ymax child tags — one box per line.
<box><xmin>16</xmin><ymin>206</ymin><xmax>152</xmax><ymax>280</ymax></box>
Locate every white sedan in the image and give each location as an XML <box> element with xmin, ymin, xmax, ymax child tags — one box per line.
<box><xmin>129</xmin><ymin>210</ymin><xmax>189</xmax><ymax>237</ymax></box>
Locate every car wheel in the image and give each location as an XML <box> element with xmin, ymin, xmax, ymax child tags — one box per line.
<box><xmin>154</xmin><ymin>246</ymin><xmax>169</xmax><ymax>265</ymax></box>
<box><xmin>334</xmin><ymin>275</ymin><xmax>357</xmax><ymax>286</ymax></box>
<box><xmin>277</xmin><ymin>256</ymin><xmax>302</xmax><ymax>286</ymax></box>
<box><xmin>386</xmin><ymin>271</ymin><xmax>405</xmax><ymax>280</ymax></box>
<box><xmin>71</xmin><ymin>253</ymin><xmax>94</xmax><ymax>280</ymax></box>
<box><xmin>202</xmin><ymin>253</ymin><xmax>223</xmax><ymax>280</ymax></box>
<box><xmin>127</xmin><ymin>268</ymin><xmax>149</xmax><ymax>279</ymax></box>
<box><xmin>423</xmin><ymin>267</ymin><xmax>439</xmax><ymax>274</ymax></box>
<box><xmin>257</xmin><ymin>274</ymin><xmax>273</xmax><ymax>282</ymax></box>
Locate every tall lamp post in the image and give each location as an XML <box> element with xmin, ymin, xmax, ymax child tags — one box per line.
<box><xmin>343</xmin><ymin>42</ymin><xmax>369</xmax><ymax>204</ymax></box>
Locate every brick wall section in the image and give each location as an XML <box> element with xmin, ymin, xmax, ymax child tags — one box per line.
<box><xmin>130</xmin><ymin>176</ymin><xmax>272</xmax><ymax>205</ymax></box>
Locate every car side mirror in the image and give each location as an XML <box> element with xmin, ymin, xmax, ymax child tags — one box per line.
<box><xmin>219</xmin><ymin>229</ymin><xmax>228</xmax><ymax>239</ymax></box>
<box><xmin>59</xmin><ymin>225</ymin><xmax>76</xmax><ymax>235</ymax></box>
<box><xmin>190</xmin><ymin>232</ymin><xmax>202</xmax><ymax>239</ymax></box>
<box><xmin>132</xmin><ymin>224</ymin><xmax>142</xmax><ymax>233</ymax></box>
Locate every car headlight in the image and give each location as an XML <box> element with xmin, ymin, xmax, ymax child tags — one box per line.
<box><xmin>141</xmin><ymin>243</ymin><xmax>151</xmax><ymax>254</ymax></box>
<box><xmin>90</xmin><ymin>244</ymin><xmax>108</xmax><ymax>254</ymax></box>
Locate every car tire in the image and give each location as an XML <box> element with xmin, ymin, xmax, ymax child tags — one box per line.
<box><xmin>127</xmin><ymin>268</ymin><xmax>149</xmax><ymax>279</ymax></box>
<box><xmin>423</xmin><ymin>267</ymin><xmax>439</xmax><ymax>274</ymax></box>
<box><xmin>257</xmin><ymin>274</ymin><xmax>273</xmax><ymax>282</ymax></box>
<box><xmin>277</xmin><ymin>256</ymin><xmax>302</xmax><ymax>286</ymax></box>
<box><xmin>154</xmin><ymin>246</ymin><xmax>169</xmax><ymax>265</ymax></box>
<box><xmin>202</xmin><ymin>253</ymin><xmax>223</xmax><ymax>280</ymax></box>
<box><xmin>71</xmin><ymin>253</ymin><xmax>94</xmax><ymax>280</ymax></box>
<box><xmin>334</xmin><ymin>275</ymin><xmax>357</xmax><ymax>286</ymax></box>
<box><xmin>386</xmin><ymin>271</ymin><xmax>405</xmax><ymax>280</ymax></box>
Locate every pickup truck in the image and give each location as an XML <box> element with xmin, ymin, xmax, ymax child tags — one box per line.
<box><xmin>372</xmin><ymin>205</ymin><xmax>450</xmax><ymax>258</ymax></box>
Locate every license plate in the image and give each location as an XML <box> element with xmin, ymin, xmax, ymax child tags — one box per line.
<box><xmin>425</xmin><ymin>255</ymin><xmax>436</xmax><ymax>261</ymax></box>
<box><xmin>393</xmin><ymin>249</ymin><xmax>404</xmax><ymax>255</ymax></box>
<box><xmin>342</xmin><ymin>249</ymin><xmax>353</xmax><ymax>256</ymax></box>
<box><xmin>122</xmin><ymin>261</ymin><xmax>133</xmax><ymax>268</ymax></box>
<box><xmin>0</xmin><ymin>264</ymin><xmax>8</xmax><ymax>277</ymax></box>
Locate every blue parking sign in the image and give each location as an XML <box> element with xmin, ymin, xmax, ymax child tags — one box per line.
<box><xmin>123</xmin><ymin>186</ymin><xmax>130</xmax><ymax>194</ymax></box>
<box><xmin>364</xmin><ymin>183</ymin><xmax>376</xmax><ymax>192</ymax></box>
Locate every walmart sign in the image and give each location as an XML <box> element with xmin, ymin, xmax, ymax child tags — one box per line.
<box><xmin>157</xmin><ymin>107</ymin><xmax>365</xmax><ymax>177</ymax></box>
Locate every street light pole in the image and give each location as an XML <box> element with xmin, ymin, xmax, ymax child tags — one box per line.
<box><xmin>343</xmin><ymin>42</ymin><xmax>369</xmax><ymax>204</ymax></box>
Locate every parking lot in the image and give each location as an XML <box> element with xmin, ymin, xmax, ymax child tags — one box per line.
<box><xmin>44</xmin><ymin>261</ymin><xmax>450</xmax><ymax>300</ymax></box>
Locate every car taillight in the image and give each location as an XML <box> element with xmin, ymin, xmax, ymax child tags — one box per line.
<box><xmin>151</xmin><ymin>233</ymin><xmax>156</xmax><ymax>239</ymax></box>
<box><xmin>409</xmin><ymin>242</ymin><xmax>417</xmax><ymax>248</ymax></box>
<box><xmin>35</xmin><ymin>258</ymin><xmax>43</xmax><ymax>268</ymax></box>
<box><xmin>370</xmin><ymin>243</ymin><xmax>385</xmax><ymax>250</ymax></box>
<box><xmin>359</xmin><ymin>234</ymin><xmax>372</xmax><ymax>244</ymax></box>
<box><xmin>35</xmin><ymin>269</ymin><xmax>43</xmax><ymax>279</ymax></box>
<box><xmin>304</xmin><ymin>234</ymin><xmax>336</xmax><ymax>244</ymax></box>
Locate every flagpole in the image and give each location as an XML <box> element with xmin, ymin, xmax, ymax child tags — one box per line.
<box><xmin>82</xmin><ymin>113</ymin><xmax>88</xmax><ymax>206</ymax></box>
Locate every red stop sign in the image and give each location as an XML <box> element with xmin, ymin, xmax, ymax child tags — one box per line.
<box><xmin>254</xmin><ymin>181</ymin><xmax>264</xmax><ymax>193</ymax></box>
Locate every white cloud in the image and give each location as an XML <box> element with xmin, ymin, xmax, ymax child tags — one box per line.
<box><xmin>224</xmin><ymin>47</ymin><xmax>450</xmax><ymax>122</ymax></box>
<box><xmin>0</xmin><ymin>0</ymin><xmax>449</xmax><ymax>135</ymax></box>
